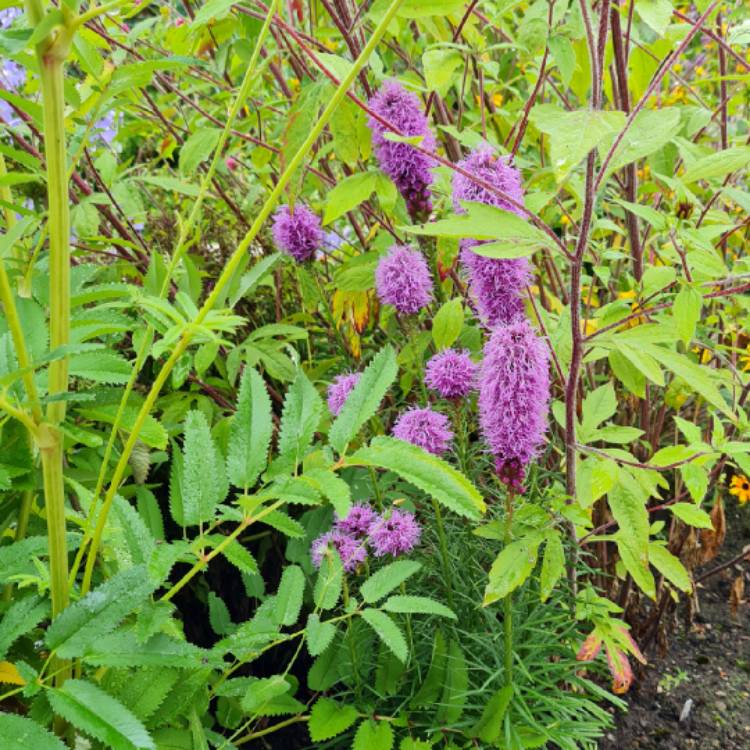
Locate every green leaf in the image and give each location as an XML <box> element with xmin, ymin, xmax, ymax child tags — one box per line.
<box><xmin>277</xmin><ymin>370</ymin><xmax>323</xmax><ymax>469</ymax></box>
<box><xmin>540</xmin><ymin>533</ymin><xmax>565</xmax><ymax>602</ymax></box>
<box><xmin>228</xmin><ymin>253</ymin><xmax>282</xmax><ymax>307</ymax></box>
<box><xmin>192</xmin><ymin>0</ymin><xmax>235</xmax><ymax>25</ymax></box>
<box><xmin>382</xmin><ymin>595</ymin><xmax>456</xmax><ymax>619</ymax></box>
<box><xmin>181</xmin><ymin>411</ymin><xmax>227</xmax><ymax>525</ymax></box>
<box><xmin>608</xmin><ymin>475</ymin><xmax>649</xmax><ymax>579</ymax></box>
<box><xmin>673</xmin><ymin>286</ymin><xmax>702</xmax><ymax>346</ymax></box>
<box><xmin>324</xmin><ymin>172</ymin><xmax>379</xmax><ymax>225</ymax></box>
<box><xmin>580</xmin><ymin>383</ymin><xmax>617</xmax><ymax>439</ymax></box>
<box><xmin>360</xmin><ymin>608</ymin><xmax>408</xmax><ymax>663</ymax></box>
<box><xmin>308</xmin><ymin>697</ymin><xmax>358</xmax><ymax>742</ymax></box>
<box><xmin>313</xmin><ymin>548</ymin><xmax>343</xmax><ymax>610</ymax></box>
<box><xmin>360</xmin><ymin>560</ymin><xmax>422</xmax><ymax>603</ymax></box>
<box><xmin>303</xmin><ymin>469</ymin><xmax>352</xmax><ymax>518</ymax></box>
<box><xmin>397</xmin><ymin>0</ymin><xmax>465</xmax><ymax>16</ymax></box>
<box><xmin>179</xmin><ymin>128</ymin><xmax>221</xmax><ymax>175</ymax></box>
<box><xmin>46</xmin><ymin>566</ymin><xmax>156</xmax><ymax>658</ymax></box>
<box><xmin>353</xmin><ymin>719</ymin><xmax>394</xmax><ymax>750</ymax></box>
<box><xmin>274</xmin><ymin>565</ymin><xmax>305</xmax><ymax>627</ymax></box>
<box><xmin>469</xmin><ymin>685</ymin><xmax>513</xmax><ymax>743</ymax></box>
<box><xmin>649</xmin><ymin>543</ymin><xmax>692</xmax><ymax>592</ymax></box>
<box><xmin>422</xmin><ymin>48</ymin><xmax>463</xmax><ymax>97</ymax></box>
<box><xmin>349</xmin><ymin>436</ymin><xmax>485</xmax><ymax>520</ymax></box>
<box><xmin>138</xmin><ymin>176</ymin><xmax>200</xmax><ymax>197</ymax></box>
<box><xmin>306</xmin><ymin>613</ymin><xmax>336</xmax><ymax>656</ymax></box>
<box><xmin>683</xmin><ymin>146</ymin><xmax>750</xmax><ymax>184</ymax></box>
<box><xmin>483</xmin><ymin>533</ymin><xmax>543</xmax><ymax>606</ymax></box>
<box><xmin>636</xmin><ymin>0</ymin><xmax>674</xmax><ymax>35</ymax></box>
<box><xmin>49</xmin><ymin>679</ymin><xmax>155</xmax><ymax>750</ymax></box>
<box><xmin>431</xmin><ymin>298</ymin><xmax>464</xmax><ymax>350</ymax></box>
<box><xmin>227</xmin><ymin>367</ymin><xmax>272</xmax><ymax>489</ymax></box>
<box><xmin>329</xmin><ymin>346</ymin><xmax>397</xmax><ymax>454</ymax></box>
<box><xmin>437</xmin><ymin>639</ymin><xmax>468</xmax><ymax>723</ymax></box>
<box><xmin>260</xmin><ymin>510</ymin><xmax>306</xmax><ymax>538</ymax></box>
<box><xmin>669</xmin><ymin>502</ymin><xmax>713</xmax><ymax>529</ymax></box>
<box><xmin>0</xmin><ymin>594</ymin><xmax>49</xmax><ymax>659</ymax></box>
<box><xmin>69</xmin><ymin>350</ymin><xmax>132</xmax><ymax>384</ymax></box>
<box><xmin>410</xmin><ymin>629</ymin><xmax>447</xmax><ymax>707</ymax></box>
<box><xmin>0</xmin><ymin>714</ymin><xmax>67</xmax><ymax>750</ymax></box>
<box><xmin>240</xmin><ymin>676</ymin><xmax>290</xmax><ymax>714</ymax></box>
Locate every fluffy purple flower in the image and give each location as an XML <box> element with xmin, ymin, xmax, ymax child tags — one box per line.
<box><xmin>271</xmin><ymin>204</ymin><xmax>323</xmax><ymax>262</ymax></box>
<box><xmin>335</xmin><ymin>503</ymin><xmax>377</xmax><ymax>537</ymax></box>
<box><xmin>453</xmin><ymin>147</ymin><xmax>531</xmax><ymax>327</ymax></box>
<box><xmin>424</xmin><ymin>349</ymin><xmax>477</xmax><ymax>399</ymax></box>
<box><xmin>327</xmin><ymin>373</ymin><xmax>361</xmax><ymax>416</ymax></box>
<box><xmin>375</xmin><ymin>244</ymin><xmax>433</xmax><ymax>315</ymax></box>
<box><xmin>392</xmin><ymin>407</ymin><xmax>453</xmax><ymax>455</ymax></box>
<box><xmin>367</xmin><ymin>508</ymin><xmax>421</xmax><ymax>557</ymax></box>
<box><xmin>368</xmin><ymin>80</ymin><xmax>436</xmax><ymax>219</ymax></box>
<box><xmin>478</xmin><ymin>318</ymin><xmax>550</xmax><ymax>489</ymax></box>
<box><xmin>0</xmin><ymin>7</ymin><xmax>21</xmax><ymax>29</ymax></box>
<box><xmin>311</xmin><ymin>530</ymin><xmax>367</xmax><ymax>572</ymax></box>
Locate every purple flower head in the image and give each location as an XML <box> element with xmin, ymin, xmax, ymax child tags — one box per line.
<box><xmin>94</xmin><ymin>110</ymin><xmax>121</xmax><ymax>147</ymax></box>
<box><xmin>335</xmin><ymin>503</ymin><xmax>377</xmax><ymax>537</ymax></box>
<box><xmin>367</xmin><ymin>508</ymin><xmax>421</xmax><ymax>557</ymax></box>
<box><xmin>478</xmin><ymin>318</ymin><xmax>550</xmax><ymax>487</ymax></box>
<box><xmin>453</xmin><ymin>146</ymin><xmax>530</xmax><ymax>327</ymax></box>
<box><xmin>0</xmin><ymin>7</ymin><xmax>21</xmax><ymax>29</ymax></box>
<box><xmin>424</xmin><ymin>348</ymin><xmax>477</xmax><ymax>399</ymax></box>
<box><xmin>327</xmin><ymin>372</ymin><xmax>361</xmax><ymax>416</ymax></box>
<box><xmin>368</xmin><ymin>80</ymin><xmax>436</xmax><ymax>219</ymax></box>
<box><xmin>392</xmin><ymin>406</ymin><xmax>453</xmax><ymax>456</ymax></box>
<box><xmin>271</xmin><ymin>204</ymin><xmax>323</xmax><ymax>262</ymax></box>
<box><xmin>375</xmin><ymin>244</ymin><xmax>433</xmax><ymax>315</ymax></box>
<box><xmin>311</xmin><ymin>529</ymin><xmax>367</xmax><ymax>572</ymax></box>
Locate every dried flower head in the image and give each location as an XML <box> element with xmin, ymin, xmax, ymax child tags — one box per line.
<box><xmin>424</xmin><ymin>348</ymin><xmax>477</xmax><ymax>399</ymax></box>
<box><xmin>478</xmin><ymin>318</ymin><xmax>550</xmax><ymax>486</ymax></box>
<box><xmin>271</xmin><ymin>204</ymin><xmax>323</xmax><ymax>262</ymax></box>
<box><xmin>367</xmin><ymin>508</ymin><xmax>422</xmax><ymax>557</ymax></box>
<box><xmin>327</xmin><ymin>373</ymin><xmax>361</xmax><ymax>416</ymax></box>
<box><xmin>453</xmin><ymin>146</ymin><xmax>530</xmax><ymax>327</ymax></box>
<box><xmin>375</xmin><ymin>244</ymin><xmax>433</xmax><ymax>315</ymax></box>
<box><xmin>335</xmin><ymin>503</ymin><xmax>377</xmax><ymax>537</ymax></box>
<box><xmin>392</xmin><ymin>406</ymin><xmax>453</xmax><ymax>456</ymax></box>
<box><xmin>368</xmin><ymin>80</ymin><xmax>436</xmax><ymax>219</ymax></box>
<box><xmin>311</xmin><ymin>530</ymin><xmax>367</xmax><ymax>572</ymax></box>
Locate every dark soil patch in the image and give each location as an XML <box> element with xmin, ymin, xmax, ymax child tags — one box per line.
<box><xmin>600</xmin><ymin>511</ymin><xmax>750</xmax><ymax>750</ymax></box>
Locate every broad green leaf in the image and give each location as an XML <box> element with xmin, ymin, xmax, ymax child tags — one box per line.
<box><xmin>431</xmin><ymin>298</ymin><xmax>464</xmax><ymax>350</ymax></box>
<box><xmin>636</xmin><ymin>0</ymin><xmax>674</xmax><ymax>36</ymax></box>
<box><xmin>649</xmin><ymin>543</ymin><xmax>692</xmax><ymax>592</ymax></box>
<box><xmin>313</xmin><ymin>549</ymin><xmax>343</xmax><ymax>610</ymax></box>
<box><xmin>616</xmin><ymin>531</ymin><xmax>656</xmax><ymax>598</ymax></box>
<box><xmin>360</xmin><ymin>608</ymin><xmax>408</xmax><ymax>663</ymax></box>
<box><xmin>46</xmin><ymin>566</ymin><xmax>156</xmax><ymax>658</ymax></box>
<box><xmin>49</xmin><ymin>679</ymin><xmax>155</xmax><ymax>750</ymax></box>
<box><xmin>303</xmin><ymin>469</ymin><xmax>352</xmax><ymax>518</ymax></box>
<box><xmin>683</xmin><ymin>146</ymin><xmax>750</xmax><ymax>183</ymax></box>
<box><xmin>329</xmin><ymin>346</ymin><xmax>397</xmax><ymax>454</ymax></box>
<box><xmin>608</xmin><ymin>475</ymin><xmax>649</xmax><ymax>577</ymax></box>
<box><xmin>227</xmin><ymin>367</ymin><xmax>272</xmax><ymax>489</ymax></box>
<box><xmin>397</xmin><ymin>0</ymin><xmax>465</xmax><ymax>17</ymax></box>
<box><xmin>382</xmin><ymin>595</ymin><xmax>456</xmax><ymax>619</ymax></box>
<box><xmin>0</xmin><ymin>713</ymin><xmax>67</xmax><ymax>750</ymax></box>
<box><xmin>468</xmin><ymin>685</ymin><xmax>513</xmax><ymax>743</ymax></box>
<box><xmin>240</xmin><ymin>676</ymin><xmax>290</xmax><ymax>714</ymax></box>
<box><xmin>349</xmin><ymin>436</ymin><xmax>485</xmax><ymax>520</ymax></box>
<box><xmin>680</xmin><ymin>462</ymin><xmax>708</xmax><ymax>504</ymax></box>
<box><xmin>69</xmin><ymin>350</ymin><xmax>131</xmax><ymax>384</ymax></box>
<box><xmin>483</xmin><ymin>533</ymin><xmax>543</xmax><ymax>606</ymax></box>
<box><xmin>82</xmin><ymin>631</ymin><xmax>209</xmax><ymax>669</ymax></box>
<box><xmin>673</xmin><ymin>286</ymin><xmax>702</xmax><ymax>346</ymax></box>
<box><xmin>580</xmin><ymin>383</ymin><xmax>617</xmax><ymax>439</ymax></box>
<box><xmin>436</xmin><ymin>639</ymin><xmax>468</xmax><ymax>723</ymax></box>
<box><xmin>0</xmin><ymin>594</ymin><xmax>49</xmax><ymax>659</ymax></box>
<box><xmin>324</xmin><ymin>171</ymin><xmax>379</xmax><ymax>225</ymax></box>
<box><xmin>192</xmin><ymin>0</ymin><xmax>235</xmax><ymax>26</ymax></box>
<box><xmin>540</xmin><ymin>533</ymin><xmax>565</xmax><ymax>602</ymax></box>
<box><xmin>277</xmin><ymin>370</ymin><xmax>323</xmax><ymax>469</ymax></box>
<box><xmin>669</xmin><ymin>502</ymin><xmax>713</xmax><ymax>529</ymax></box>
<box><xmin>360</xmin><ymin>560</ymin><xmax>422</xmax><ymax>603</ymax></box>
<box><xmin>138</xmin><ymin>176</ymin><xmax>200</xmax><ymax>197</ymax></box>
<box><xmin>274</xmin><ymin>565</ymin><xmax>305</xmax><ymax>627</ymax></box>
<box><xmin>306</xmin><ymin>613</ymin><xmax>336</xmax><ymax>656</ymax></box>
<box><xmin>612</xmin><ymin>199</ymin><xmax>667</xmax><ymax>232</ymax></box>
<box><xmin>308</xmin><ymin>697</ymin><xmax>358</xmax><ymax>742</ymax></box>
<box><xmin>422</xmin><ymin>48</ymin><xmax>463</xmax><ymax>97</ymax></box>
<box><xmin>181</xmin><ymin>411</ymin><xmax>227</xmax><ymax>525</ymax></box>
<box><xmin>179</xmin><ymin>128</ymin><xmax>221</xmax><ymax>175</ymax></box>
<box><xmin>353</xmin><ymin>719</ymin><xmax>394</xmax><ymax>750</ymax></box>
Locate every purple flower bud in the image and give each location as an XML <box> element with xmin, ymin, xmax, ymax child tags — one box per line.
<box><xmin>335</xmin><ymin>503</ymin><xmax>377</xmax><ymax>537</ymax></box>
<box><xmin>453</xmin><ymin>146</ymin><xmax>531</xmax><ymax>327</ymax></box>
<box><xmin>225</xmin><ymin>156</ymin><xmax>238</xmax><ymax>171</ymax></box>
<box><xmin>271</xmin><ymin>204</ymin><xmax>323</xmax><ymax>262</ymax></box>
<box><xmin>367</xmin><ymin>508</ymin><xmax>421</xmax><ymax>557</ymax></box>
<box><xmin>392</xmin><ymin>406</ymin><xmax>453</xmax><ymax>456</ymax></box>
<box><xmin>327</xmin><ymin>373</ymin><xmax>361</xmax><ymax>416</ymax></box>
<box><xmin>368</xmin><ymin>80</ymin><xmax>435</xmax><ymax>219</ymax></box>
<box><xmin>478</xmin><ymin>318</ymin><xmax>550</xmax><ymax>484</ymax></box>
<box><xmin>375</xmin><ymin>244</ymin><xmax>433</xmax><ymax>315</ymax></box>
<box><xmin>424</xmin><ymin>348</ymin><xmax>477</xmax><ymax>399</ymax></box>
<box><xmin>311</xmin><ymin>530</ymin><xmax>367</xmax><ymax>572</ymax></box>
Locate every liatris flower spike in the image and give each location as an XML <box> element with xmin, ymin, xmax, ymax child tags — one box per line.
<box><xmin>424</xmin><ymin>349</ymin><xmax>477</xmax><ymax>399</ymax></box>
<box><xmin>375</xmin><ymin>244</ymin><xmax>433</xmax><ymax>315</ymax></box>
<box><xmin>368</xmin><ymin>80</ymin><xmax>436</xmax><ymax>220</ymax></box>
<box><xmin>478</xmin><ymin>318</ymin><xmax>550</xmax><ymax>490</ymax></box>
<box><xmin>311</xmin><ymin>530</ymin><xmax>367</xmax><ymax>572</ymax></box>
<box><xmin>271</xmin><ymin>204</ymin><xmax>323</xmax><ymax>262</ymax></box>
<box><xmin>335</xmin><ymin>503</ymin><xmax>378</xmax><ymax>536</ymax></box>
<box><xmin>392</xmin><ymin>406</ymin><xmax>454</xmax><ymax>456</ymax></box>
<box><xmin>327</xmin><ymin>373</ymin><xmax>361</xmax><ymax>416</ymax></box>
<box><xmin>452</xmin><ymin>146</ymin><xmax>530</xmax><ymax>327</ymax></box>
<box><xmin>367</xmin><ymin>508</ymin><xmax>422</xmax><ymax>557</ymax></box>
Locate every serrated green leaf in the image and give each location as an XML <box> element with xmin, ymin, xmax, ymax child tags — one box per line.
<box><xmin>431</xmin><ymin>298</ymin><xmax>464</xmax><ymax>350</ymax></box>
<box><xmin>649</xmin><ymin>543</ymin><xmax>692</xmax><ymax>592</ymax></box>
<box><xmin>69</xmin><ymin>350</ymin><xmax>132</xmax><ymax>384</ymax></box>
<box><xmin>0</xmin><ymin>713</ymin><xmax>67</xmax><ymax>750</ymax></box>
<box><xmin>360</xmin><ymin>560</ymin><xmax>422</xmax><ymax>603</ymax></box>
<box><xmin>306</xmin><ymin>613</ymin><xmax>336</xmax><ymax>656</ymax></box>
<box><xmin>483</xmin><ymin>533</ymin><xmax>543</xmax><ymax>606</ymax></box>
<box><xmin>360</xmin><ymin>608</ymin><xmax>408</xmax><ymax>663</ymax></box>
<box><xmin>670</xmin><ymin>502</ymin><xmax>713</xmax><ymax>529</ymax></box>
<box><xmin>274</xmin><ymin>565</ymin><xmax>304</xmax><ymax>626</ymax></box>
<box><xmin>308</xmin><ymin>697</ymin><xmax>358</xmax><ymax>742</ymax></box>
<box><xmin>382</xmin><ymin>595</ymin><xmax>456</xmax><ymax>619</ymax></box>
<box><xmin>277</xmin><ymin>370</ymin><xmax>323</xmax><ymax>469</ymax></box>
<box><xmin>303</xmin><ymin>469</ymin><xmax>352</xmax><ymax>518</ymax></box>
<box><xmin>0</xmin><ymin>594</ymin><xmax>49</xmax><ymax>659</ymax></box>
<box><xmin>468</xmin><ymin>685</ymin><xmax>513</xmax><ymax>743</ymax></box>
<box><xmin>240</xmin><ymin>676</ymin><xmax>290</xmax><ymax>714</ymax></box>
<box><xmin>353</xmin><ymin>719</ymin><xmax>394</xmax><ymax>750</ymax></box>
<box><xmin>314</xmin><ymin>548</ymin><xmax>343</xmax><ymax>610</ymax></box>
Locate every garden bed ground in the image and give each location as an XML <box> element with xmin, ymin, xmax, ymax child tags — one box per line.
<box><xmin>600</xmin><ymin>509</ymin><xmax>750</xmax><ymax>750</ymax></box>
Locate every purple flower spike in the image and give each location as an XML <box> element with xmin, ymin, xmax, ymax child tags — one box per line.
<box><xmin>424</xmin><ymin>349</ymin><xmax>477</xmax><ymax>399</ymax></box>
<box><xmin>478</xmin><ymin>318</ymin><xmax>550</xmax><ymax>487</ymax></box>
<box><xmin>327</xmin><ymin>373</ymin><xmax>361</xmax><ymax>417</ymax></box>
<box><xmin>311</xmin><ymin>530</ymin><xmax>367</xmax><ymax>572</ymax></box>
<box><xmin>271</xmin><ymin>204</ymin><xmax>323</xmax><ymax>262</ymax></box>
<box><xmin>368</xmin><ymin>508</ymin><xmax>421</xmax><ymax>557</ymax></box>
<box><xmin>335</xmin><ymin>503</ymin><xmax>377</xmax><ymax>537</ymax></box>
<box><xmin>375</xmin><ymin>244</ymin><xmax>433</xmax><ymax>315</ymax></box>
<box><xmin>368</xmin><ymin>80</ymin><xmax>435</xmax><ymax>219</ymax></box>
<box><xmin>392</xmin><ymin>407</ymin><xmax>453</xmax><ymax>456</ymax></box>
<box><xmin>452</xmin><ymin>146</ymin><xmax>531</xmax><ymax>327</ymax></box>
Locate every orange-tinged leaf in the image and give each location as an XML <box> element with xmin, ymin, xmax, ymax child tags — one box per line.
<box><xmin>605</xmin><ymin>645</ymin><xmax>633</xmax><ymax>694</ymax></box>
<box><xmin>576</xmin><ymin>630</ymin><xmax>603</xmax><ymax>662</ymax></box>
<box><xmin>616</xmin><ymin>625</ymin><xmax>647</xmax><ymax>665</ymax></box>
